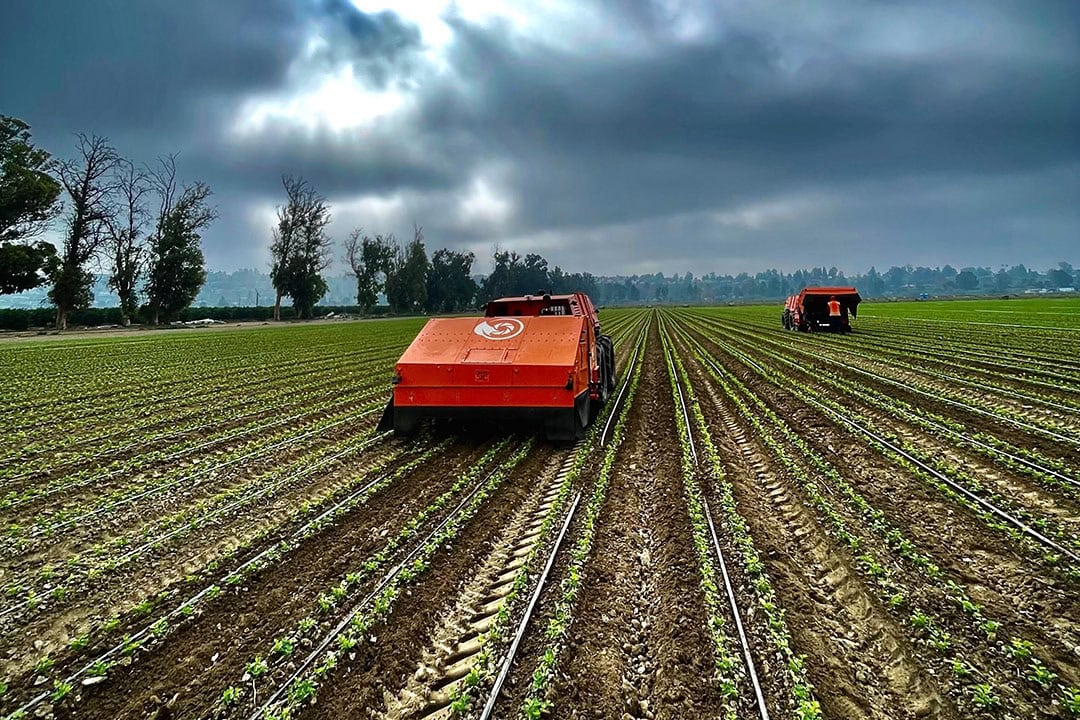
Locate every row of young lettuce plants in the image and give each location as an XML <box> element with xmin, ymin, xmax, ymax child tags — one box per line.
<box><xmin>672</xmin><ymin>317</ymin><xmax>1080</xmax><ymax>718</ymax></box>
<box><xmin>660</xmin><ymin>317</ymin><xmax>820</xmax><ymax>720</ymax></box>
<box><xmin>695</xmin><ymin>316</ymin><xmax>1080</xmax><ymax>515</ymax></box>
<box><xmin>2</xmin><ymin>418</ymin><xmax>395</xmax><ymax>626</ymax></box>
<box><xmin>236</xmin><ymin>312</ymin><xmax>650</xmax><ymax>719</ymax></box>
<box><xmin>849</xmin><ymin>316</ymin><xmax>1080</xmax><ymax>372</ymax></box>
<box><xmin>825</xmin><ymin>329</ymin><xmax>1080</xmax><ymax>411</ymax></box>
<box><xmin>3</xmin><ymin>381</ymin><xmax>387</xmax><ymax>519</ymax></box>
<box><xmin>0</xmin><ymin>321</ymin><xmax>422</xmax><ymax>415</ymax></box>
<box><xmin>0</xmin><ymin>339</ymin><xmax>404</xmax><ymax>467</ymax></box>
<box><xmin>693</xmin><ymin>311</ymin><xmax>1080</xmax><ymax>448</ymax></box>
<box><xmin>514</xmin><ymin>325</ymin><xmax>648</xmax><ymax>719</ymax></box>
<box><xmin>0</xmin><ymin>342</ymin><xmax>403</xmax><ymax>476</ymax></box>
<box><xmin>446</xmin><ymin>318</ymin><xmax>652</xmax><ymax>718</ymax></box>
<box><xmin>748</xmin><ymin>323</ymin><xmax>1080</xmax><ymax>498</ymax></box>
<box><xmin>777</xmin><ymin>313</ymin><xmax>1080</xmax><ymax>412</ymax></box>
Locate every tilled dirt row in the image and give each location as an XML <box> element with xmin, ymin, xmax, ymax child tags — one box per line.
<box><xmin>380</xmin><ymin>449</ymin><xmax>573</xmax><ymax>719</ymax></box>
<box><xmin>708</xmin><ymin>320</ymin><xmax>1080</xmax><ymax>530</ymax></box>
<box><xmin>675</xmin><ymin>316</ymin><xmax>1080</xmax><ymax>717</ymax></box>
<box><xmin>822</xmin><ymin>332</ymin><xmax>1080</xmax><ymax>405</ymax></box>
<box><xmin>297</xmin><ymin>444</ymin><xmax>564</xmax><ymax>719</ymax></box>
<box><xmin>696</xmin><ymin>315</ymin><xmax>1080</xmax><ymax>469</ymax></box>
<box><xmin>540</xmin><ymin>326</ymin><xmax>725</xmax><ymax>720</ymax></box>
<box><xmin>0</xmin><ymin>348</ymin><xmax>394</xmax><ymax>474</ymax></box>
<box><xmin>0</xmin><ymin>393</ymin><xmax>384</xmax><ymax>543</ymax></box>
<box><xmin>0</xmin><ymin>362</ymin><xmax>390</xmax><ymax>496</ymax></box>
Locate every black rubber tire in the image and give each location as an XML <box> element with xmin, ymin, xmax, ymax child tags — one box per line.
<box><xmin>393</xmin><ymin>409</ymin><xmax>420</xmax><ymax>436</ymax></box>
<box><xmin>600</xmin><ymin>335</ymin><xmax>616</xmax><ymax>394</ymax></box>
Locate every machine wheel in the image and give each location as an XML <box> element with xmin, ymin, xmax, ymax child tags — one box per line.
<box><xmin>393</xmin><ymin>408</ymin><xmax>421</xmax><ymax>436</ymax></box>
<box><xmin>545</xmin><ymin>405</ymin><xmax>586</xmax><ymax>443</ymax></box>
<box><xmin>599</xmin><ymin>335</ymin><xmax>616</xmax><ymax>395</ymax></box>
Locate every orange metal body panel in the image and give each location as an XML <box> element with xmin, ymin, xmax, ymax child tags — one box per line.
<box><xmin>393</xmin><ymin>315</ymin><xmax>589</xmax><ymax>410</ymax></box>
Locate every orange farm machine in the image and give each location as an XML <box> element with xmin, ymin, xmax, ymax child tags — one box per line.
<box><xmin>377</xmin><ymin>292</ymin><xmax>616</xmax><ymax>441</ymax></box>
<box><xmin>782</xmin><ymin>286</ymin><xmax>861</xmax><ymax>333</ymax></box>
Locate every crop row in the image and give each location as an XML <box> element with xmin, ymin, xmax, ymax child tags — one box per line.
<box><xmin>671</xmin><ymin>314</ymin><xmax>1080</xmax><ymax>717</ymax></box>
<box><xmin>847</xmin><ymin>317</ymin><xmax>1080</xmax><ymax>380</ymax></box>
<box><xmin>1</xmin><ymin>418</ymin><xmax>394</xmax><ymax>625</ymax></box>
<box><xmin>232</xmin><ymin>439</ymin><xmax>536</xmax><ymax>719</ymax></box>
<box><xmin>0</xmin><ymin>321</ymin><xmax>423</xmax><ymax>413</ymax></box>
<box><xmin>692</xmin><ymin>311</ymin><xmax>1080</xmax><ymax>447</ymax></box>
<box><xmin>445</xmin><ymin>316</ymin><xmax>654</xmax><ymax>718</ymax></box>
<box><xmin>1</xmin><ymin>380</ymin><xmax>386</xmax><ymax>516</ymax></box>
<box><xmin>789</xmin><ymin>339</ymin><xmax>1079</xmax><ymax>499</ymax></box>
<box><xmin>659</xmin><ymin>315</ymin><xmax>820</xmax><ymax>719</ymax></box>
<box><xmin>0</xmin><ymin>341</ymin><xmax>402</xmax><ymax>468</ymax></box>
<box><xmin>729</xmin><ymin>318</ymin><xmax>1080</xmax><ymax>495</ymax></box>
<box><xmin>824</xmin><ymin>327</ymin><xmax>1080</xmax><ymax>402</ymax></box>
<box><xmin>516</xmin><ymin>323</ymin><xmax>648</xmax><ymax>719</ymax></box>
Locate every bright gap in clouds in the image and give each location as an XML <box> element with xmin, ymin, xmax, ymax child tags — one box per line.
<box><xmin>230</xmin><ymin>61</ymin><xmax>409</xmax><ymax>136</ymax></box>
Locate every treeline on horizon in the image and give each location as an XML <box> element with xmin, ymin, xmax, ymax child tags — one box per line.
<box><xmin>2</xmin><ymin>115</ymin><xmax>1077</xmax><ymax>331</ymax></box>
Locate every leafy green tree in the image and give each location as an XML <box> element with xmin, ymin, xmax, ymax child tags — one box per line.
<box><xmin>280</xmin><ymin>251</ymin><xmax>329</xmax><ymax>319</ymax></box>
<box><xmin>864</xmin><ymin>266</ymin><xmax>885</xmax><ymax>296</ymax></box>
<box><xmin>477</xmin><ymin>249</ymin><xmax>518</xmax><ymax>303</ymax></box>
<box><xmin>0</xmin><ymin>240</ymin><xmax>57</xmax><ymax>294</ymax></box>
<box><xmin>51</xmin><ymin>134</ymin><xmax>119</xmax><ymax>330</ymax></box>
<box><xmin>994</xmin><ymin>268</ymin><xmax>1010</xmax><ymax>293</ymax></box>
<box><xmin>425</xmin><ymin>248</ymin><xmax>476</xmax><ymax>313</ymax></box>
<box><xmin>0</xmin><ymin>115</ymin><xmax>61</xmax><ymax>244</ymax></box>
<box><xmin>1048</xmin><ymin>262</ymin><xmax>1074</xmax><ymax>288</ymax></box>
<box><xmin>343</xmin><ymin>229</ymin><xmax>395</xmax><ymax>314</ymax></box>
<box><xmin>270</xmin><ymin>176</ymin><xmax>332</xmax><ymax>319</ymax></box>
<box><xmin>955</xmin><ymin>269</ymin><xmax>979</xmax><ymax>291</ymax></box>
<box><xmin>385</xmin><ymin>227</ymin><xmax>429</xmax><ymax>313</ymax></box>
<box><xmin>144</xmin><ymin>156</ymin><xmax>215</xmax><ymax>323</ymax></box>
<box><xmin>478</xmin><ymin>250</ymin><xmax>555</xmax><ymax>305</ymax></box>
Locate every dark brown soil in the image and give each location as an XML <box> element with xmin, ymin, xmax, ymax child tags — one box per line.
<box><xmin>298</xmin><ymin>445</ymin><xmax>560</xmax><ymax>719</ymax></box>
<box><xmin>42</xmin><ymin>442</ymin><xmax>471</xmax><ymax>718</ymax></box>
<box><xmin>552</xmin><ymin>324</ymin><xmax>727</xmax><ymax>720</ymax></box>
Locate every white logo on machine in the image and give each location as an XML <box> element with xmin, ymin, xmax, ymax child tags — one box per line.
<box><xmin>473</xmin><ymin>318</ymin><xmax>524</xmax><ymax>340</ymax></box>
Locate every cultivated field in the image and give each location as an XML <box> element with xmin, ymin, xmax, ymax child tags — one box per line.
<box><xmin>0</xmin><ymin>300</ymin><xmax>1078</xmax><ymax>720</ymax></box>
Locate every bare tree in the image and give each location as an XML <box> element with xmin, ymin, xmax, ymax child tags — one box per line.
<box><xmin>105</xmin><ymin>159</ymin><xmax>150</xmax><ymax>325</ymax></box>
<box><xmin>50</xmin><ymin>134</ymin><xmax>119</xmax><ymax>330</ymax></box>
<box><xmin>271</xmin><ymin>175</ymin><xmax>332</xmax><ymax>319</ymax></box>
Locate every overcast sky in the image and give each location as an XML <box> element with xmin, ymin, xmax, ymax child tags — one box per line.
<box><xmin>1</xmin><ymin>0</ymin><xmax>1077</xmax><ymax>276</ymax></box>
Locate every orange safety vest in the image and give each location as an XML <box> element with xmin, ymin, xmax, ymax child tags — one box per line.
<box><xmin>828</xmin><ymin>300</ymin><xmax>841</xmax><ymax>316</ymax></box>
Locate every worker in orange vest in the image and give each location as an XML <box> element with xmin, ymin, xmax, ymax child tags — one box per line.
<box><xmin>828</xmin><ymin>295</ymin><xmax>842</xmax><ymax>331</ymax></box>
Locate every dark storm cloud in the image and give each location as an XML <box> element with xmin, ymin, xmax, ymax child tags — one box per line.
<box><xmin>0</xmin><ymin>0</ymin><xmax>1077</xmax><ymax>275</ymax></box>
<box><xmin>0</xmin><ymin>1</ymin><xmax>302</xmax><ymax>140</ymax></box>
<box><xmin>426</xmin><ymin>15</ymin><xmax>1078</xmax><ymax>234</ymax></box>
<box><xmin>309</xmin><ymin>0</ymin><xmax>423</xmax><ymax>87</ymax></box>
